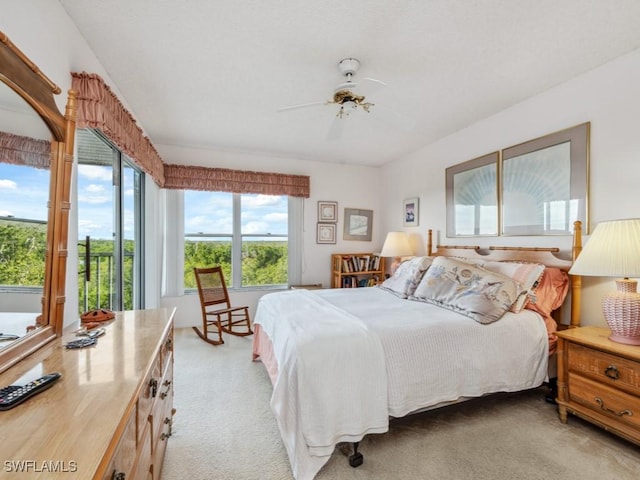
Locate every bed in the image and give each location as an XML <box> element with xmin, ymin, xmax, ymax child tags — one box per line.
<box><xmin>252</xmin><ymin>226</ymin><xmax>583</xmax><ymax>480</ymax></box>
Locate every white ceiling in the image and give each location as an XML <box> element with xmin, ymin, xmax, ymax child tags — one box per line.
<box><xmin>58</xmin><ymin>0</ymin><xmax>640</xmax><ymax>167</ymax></box>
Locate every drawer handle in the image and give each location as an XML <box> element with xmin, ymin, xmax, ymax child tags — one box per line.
<box><xmin>595</xmin><ymin>397</ymin><xmax>633</xmax><ymax>417</ymax></box>
<box><xmin>604</xmin><ymin>365</ymin><xmax>620</xmax><ymax>380</ymax></box>
<box><xmin>149</xmin><ymin>378</ymin><xmax>158</xmax><ymax>397</ymax></box>
<box><xmin>160</xmin><ymin>380</ymin><xmax>172</xmax><ymax>399</ymax></box>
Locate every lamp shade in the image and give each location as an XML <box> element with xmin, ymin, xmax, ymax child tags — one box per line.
<box><xmin>380</xmin><ymin>232</ymin><xmax>413</xmax><ymax>258</ymax></box>
<box><xmin>569</xmin><ymin>218</ymin><xmax>640</xmax><ymax>277</ymax></box>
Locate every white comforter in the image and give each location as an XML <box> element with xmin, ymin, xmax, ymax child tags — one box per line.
<box><xmin>254</xmin><ymin>287</ymin><xmax>549</xmax><ymax>480</ymax></box>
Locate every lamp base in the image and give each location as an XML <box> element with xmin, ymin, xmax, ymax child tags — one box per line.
<box><xmin>602</xmin><ymin>279</ymin><xmax>640</xmax><ymax>346</ymax></box>
<box><xmin>607</xmin><ymin>333</ymin><xmax>640</xmax><ymax>346</ymax></box>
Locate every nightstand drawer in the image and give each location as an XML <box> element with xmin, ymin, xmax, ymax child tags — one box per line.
<box><xmin>569</xmin><ymin>373</ymin><xmax>640</xmax><ymax>430</ymax></box>
<box><xmin>568</xmin><ymin>343</ymin><xmax>640</xmax><ymax>394</ymax></box>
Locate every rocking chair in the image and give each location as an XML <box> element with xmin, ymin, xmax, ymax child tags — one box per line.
<box><xmin>193</xmin><ymin>266</ymin><xmax>253</xmax><ymax>345</ymax></box>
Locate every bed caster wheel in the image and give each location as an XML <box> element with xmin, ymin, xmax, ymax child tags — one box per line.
<box><xmin>348</xmin><ymin>442</ymin><xmax>363</xmax><ymax>468</ymax></box>
<box><xmin>349</xmin><ymin>451</ymin><xmax>363</xmax><ymax>468</ymax></box>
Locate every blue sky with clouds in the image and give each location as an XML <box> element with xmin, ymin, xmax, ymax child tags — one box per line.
<box><xmin>185</xmin><ymin>191</ymin><xmax>288</xmax><ymax>237</ymax></box>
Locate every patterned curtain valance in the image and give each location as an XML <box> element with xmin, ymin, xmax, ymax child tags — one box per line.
<box><xmin>163</xmin><ymin>163</ymin><xmax>310</xmax><ymax>198</ymax></box>
<box><xmin>71</xmin><ymin>72</ymin><xmax>165</xmax><ymax>186</ymax></box>
<box><xmin>0</xmin><ymin>130</ymin><xmax>50</xmax><ymax>169</ymax></box>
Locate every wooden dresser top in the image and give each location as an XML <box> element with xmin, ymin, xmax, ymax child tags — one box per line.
<box><xmin>0</xmin><ymin>308</ymin><xmax>174</xmax><ymax>478</ymax></box>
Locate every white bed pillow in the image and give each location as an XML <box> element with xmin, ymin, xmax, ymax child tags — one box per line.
<box><xmin>378</xmin><ymin>256</ymin><xmax>433</xmax><ymax>298</ymax></box>
<box><xmin>410</xmin><ymin>256</ymin><xmax>523</xmax><ymax>324</ymax></box>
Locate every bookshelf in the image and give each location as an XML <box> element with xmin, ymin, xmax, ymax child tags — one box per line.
<box><xmin>331</xmin><ymin>253</ymin><xmax>385</xmax><ymax>288</ymax></box>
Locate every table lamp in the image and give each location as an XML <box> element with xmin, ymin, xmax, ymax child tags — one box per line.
<box><xmin>569</xmin><ymin>218</ymin><xmax>640</xmax><ymax>345</ymax></box>
<box><xmin>380</xmin><ymin>231</ymin><xmax>413</xmax><ymax>274</ymax></box>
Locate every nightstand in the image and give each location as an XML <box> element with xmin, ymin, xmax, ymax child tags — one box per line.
<box><xmin>556</xmin><ymin>326</ymin><xmax>640</xmax><ymax>446</ymax></box>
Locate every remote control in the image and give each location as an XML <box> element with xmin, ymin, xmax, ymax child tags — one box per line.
<box><xmin>0</xmin><ymin>372</ymin><xmax>62</xmax><ymax>411</ymax></box>
<box><xmin>66</xmin><ymin>337</ymin><xmax>97</xmax><ymax>349</ymax></box>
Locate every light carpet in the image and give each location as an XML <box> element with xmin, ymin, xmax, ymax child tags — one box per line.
<box><xmin>161</xmin><ymin>328</ymin><xmax>640</xmax><ymax>480</ymax></box>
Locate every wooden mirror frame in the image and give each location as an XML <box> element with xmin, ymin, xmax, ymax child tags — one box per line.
<box><xmin>0</xmin><ymin>31</ymin><xmax>76</xmax><ymax>373</ymax></box>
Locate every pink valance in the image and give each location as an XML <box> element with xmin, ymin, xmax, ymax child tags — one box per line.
<box><xmin>0</xmin><ymin>131</ymin><xmax>51</xmax><ymax>169</ymax></box>
<box><xmin>71</xmin><ymin>72</ymin><xmax>165</xmax><ymax>186</ymax></box>
<box><xmin>163</xmin><ymin>163</ymin><xmax>310</xmax><ymax>198</ymax></box>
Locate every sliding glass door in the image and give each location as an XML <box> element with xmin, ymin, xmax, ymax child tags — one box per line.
<box><xmin>76</xmin><ymin>129</ymin><xmax>144</xmax><ymax>313</ymax></box>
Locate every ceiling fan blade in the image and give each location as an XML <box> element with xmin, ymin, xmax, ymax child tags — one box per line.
<box><xmin>362</xmin><ymin>77</ymin><xmax>387</xmax><ymax>87</ymax></box>
<box><xmin>326</xmin><ymin>114</ymin><xmax>344</xmax><ymax>141</ymax></box>
<box><xmin>277</xmin><ymin>101</ymin><xmax>326</xmax><ymax>112</ymax></box>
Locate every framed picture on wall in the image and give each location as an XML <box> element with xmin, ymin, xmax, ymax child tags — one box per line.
<box><xmin>318</xmin><ymin>201</ymin><xmax>338</xmax><ymax>223</ymax></box>
<box><xmin>316</xmin><ymin>223</ymin><xmax>336</xmax><ymax>244</ymax></box>
<box><xmin>445</xmin><ymin>152</ymin><xmax>499</xmax><ymax>237</ymax></box>
<box><xmin>343</xmin><ymin>208</ymin><xmax>373</xmax><ymax>241</ymax></box>
<box><xmin>403</xmin><ymin>198</ymin><xmax>419</xmax><ymax>227</ymax></box>
<box><xmin>501</xmin><ymin>122</ymin><xmax>589</xmax><ymax>235</ymax></box>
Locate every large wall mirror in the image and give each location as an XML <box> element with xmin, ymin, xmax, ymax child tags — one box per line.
<box><xmin>0</xmin><ymin>31</ymin><xmax>76</xmax><ymax>373</ymax></box>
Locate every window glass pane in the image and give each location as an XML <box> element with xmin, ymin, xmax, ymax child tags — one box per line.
<box><xmin>185</xmin><ymin>190</ymin><xmax>233</xmax><ymax>235</ymax></box>
<box><xmin>184</xmin><ymin>236</ymin><xmax>232</xmax><ymax>289</ymax></box>
<box><xmin>122</xmin><ymin>157</ymin><xmax>141</xmax><ymax>309</ymax></box>
<box><xmin>241</xmin><ymin>194</ymin><xmax>287</xmax><ymax>287</ymax></box>
<box><xmin>241</xmin><ymin>236</ymin><xmax>288</xmax><ymax>287</ymax></box>
<box><xmin>77</xmin><ymin>130</ymin><xmax>115</xmax><ymax>311</ymax></box>
<box><xmin>241</xmin><ymin>194</ymin><xmax>288</xmax><ymax>235</ymax></box>
<box><xmin>184</xmin><ymin>191</ymin><xmax>233</xmax><ymax>288</ymax></box>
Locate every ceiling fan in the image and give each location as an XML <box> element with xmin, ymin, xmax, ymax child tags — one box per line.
<box><xmin>278</xmin><ymin>57</ymin><xmax>387</xmax><ymax>119</ymax></box>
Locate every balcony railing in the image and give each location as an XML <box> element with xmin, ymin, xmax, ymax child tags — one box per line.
<box><xmin>79</xmin><ymin>249</ymin><xmax>134</xmax><ymax>313</ymax></box>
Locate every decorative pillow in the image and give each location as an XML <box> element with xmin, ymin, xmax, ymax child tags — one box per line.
<box><xmin>472</xmin><ymin>260</ymin><xmax>545</xmax><ymax>313</ymax></box>
<box><xmin>525</xmin><ymin>267</ymin><xmax>569</xmax><ymax>318</ymax></box>
<box><xmin>524</xmin><ymin>268</ymin><xmax>569</xmax><ymax>356</ymax></box>
<box><xmin>379</xmin><ymin>256</ymin><xmax>433</xmax><ymax>298</ymax></box>
<box><xmin>410</xmin><ymin>256</ymin><xmax>523</xmax><ymax>324</ymax></box>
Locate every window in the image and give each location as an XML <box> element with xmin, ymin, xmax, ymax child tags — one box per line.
<box><xmin>184</xmin><ymin>191</ymin><xmax>289</xmax><ymax>289</ymax></box>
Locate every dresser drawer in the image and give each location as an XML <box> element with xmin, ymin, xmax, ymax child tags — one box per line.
<box><xmin>568</xmin><ymin>373</ymin><xmax>640</xmax><ymax>431</ymax></box>
<box><xmin>101</xmin><ymin>410</ymin><xmax>137</xmax><ymax>480</ymax></box>
<box><xmin>567</xmin><ymin>343</ymin><xmax>640</xmax><ymax>394</ymax></box>
<box><xmin>138</xmin><ymin>350</ymin><xmax>163</xmax><ymax>442</ymax></box>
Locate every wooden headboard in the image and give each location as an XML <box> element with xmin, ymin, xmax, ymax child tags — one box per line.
<box><xmin>425</xmin><ymin>221</ymin><xmax>583</xmax><ymax>329</ymax></box>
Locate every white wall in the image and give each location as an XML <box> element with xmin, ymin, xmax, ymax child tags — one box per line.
<box><xmin>158</xmin><ymin>144</ymin><xmax>382</xmax><ymax>327</ymax></box>
<box><xmin>380</xmin><ymin>48</ymin><xmax>640</xmax><ymax>327</ymax></box>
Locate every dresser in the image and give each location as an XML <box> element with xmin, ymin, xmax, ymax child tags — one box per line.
<box><xmin>556</xmin><ymin>326</ymin><xmax>640</xmax><ymax>446</ymax></box>
<box><xmin>0</xmin><ymin>308</ymin><xmax>175</xmax><ymax>479</ymax></box>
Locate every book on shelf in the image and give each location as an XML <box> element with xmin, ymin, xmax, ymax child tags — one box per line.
<box><xmin>337</xmin><ymin>254</ymin><xmax>381</xmax><ymax>273</ymax></box>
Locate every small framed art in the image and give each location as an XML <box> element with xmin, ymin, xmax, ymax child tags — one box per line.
<box><xmin>403</xmin><ymin>198</ymin><xmax>419</xmax><ymax>227</ymax></box>
<box><xmin>318</xmin><ymin>201</ymin><xmax>338</xmax><ymax>222</ymax></box>
<box><xmin>343</xmin><ymin>208</ymin><xmax>373</xmax><ymax>241</ymax></box>
<box><xmin>317</xmin><ymin>223</ymin><xmax>336</xmax><ymax>244</ymax></box>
